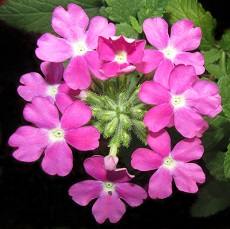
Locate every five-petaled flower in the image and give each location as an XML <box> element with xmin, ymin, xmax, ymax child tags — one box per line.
<box><xmin>35</xmin><ymin>3</ymin><xmax>116</xmax><ymax>90</ymax></box>
<box><xmin>69</xmin><ymin>155</ymin><xmax>147</xmax><ymax>223</ymax></box>
<box><xmin>131</xmin><ymin>129</ymin><xmax>206</xmax><ymax>199</ymax></box>
<box><xmin>139</xmin><ymin>65</ymin><xmax>222</xmax><ymax>138</ymax></box>
<box><xmin>136</xmin><ymin>17</ymin><xmax>204</xmax><ymax>88</ymax></box>
<box><xmin>8</xmin><ymin>97</ymin><xmax>100</xmax><ymax>176</ymax></box>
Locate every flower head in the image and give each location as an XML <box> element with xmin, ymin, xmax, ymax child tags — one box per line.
<box><xmin>97</xmin><ymin>35</ymin><xmax>146</xmax><ymax>77</ymax></box>
<box><xmin>139</xmin><ymin>65</ymin><xmax>222</xmax><ymax>138</ymax></box>
<box><xmin>136</xmin><ymin>17</ymin><xmax>204</xmax><ymax>88</ymax></box>
<box><xmin>131</xmin><ymin>129</ymin><xmax>205</xmax><ymax>199</ymax></box>
<box><xmin>35</xmin><ymin>3</ymin><xmax>116</xmax><ymax>90</ymax></box>
<box><xmin>8</xmin><ymin>97</ymin><xmax>100</xmax><ymax>176</ymax></box>
<box><xmin>69</xmin><ymin>155</ymin><xmax>147</xmax><ymax>223</ymax></box>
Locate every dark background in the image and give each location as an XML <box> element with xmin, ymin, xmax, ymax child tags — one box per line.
<box><xmin>1</xmin><ymin>1</ymin><xmax>230</xmax><ymax>228</ymax></box>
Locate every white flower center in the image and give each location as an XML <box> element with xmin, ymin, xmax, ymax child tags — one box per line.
<box><xmin>49</xmin><ymin>127</ymin><xmax>65</xmax><ymax>142</ymax></box>
<box><xmin>115</xmin><ymin>51</ymin><xmax>127</xmax><ymax>64</ymax></box>
<box><xmin>162</xmin><ymin>45</ymin><xmax>178</xmax><ymax>61</ymax></box>
<box><xmin>47</xmin><ymin>85</ymin><xmax>59</xmax><ymax>98</ymax></box>
<box><xmin>72</xmin><ymin>41</ymin><xmax>88</xmax><ymax>56</ymax></box>
<box><xmin>103</xmin><ymin>181</ymin><xmax>115</xmax><ymax>195</ymax></box>
<box><xmin>163</xmin><ymin>156</ymin><xmax>176</xmax><ymax>170</ymax></box>
<box><xmin>171</xmin><ymin>94</ymin><xmax>186</xmax><ymax>108</ymax></box>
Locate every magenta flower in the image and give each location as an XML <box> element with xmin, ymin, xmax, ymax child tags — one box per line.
<box><xmin>18</xmin><ymin>61</ymin><xmax>81</xmax><ymax>113</ymax></box>
<box><xmin>8</xmin><ymin>97</ymin><xmax>100</xmax><ymax>176</ymax></box>
<box><xmin>139</xmin><ymin>65</ymin><xmax>222</xmax><ymax>138</ymax></box>
<box><xmin>131</xmin><ymin>129</ymin><xmax>205</xmax><ymax>199</ymax></box>
<box><xmin>69</xmin><ymin>155</ymin><xmax>147</xmax><ymax>223</ymax></box>
<box><xmin>97</xmin><ymin>35</ymin><xmax>146</xmax><ymax>77</ymax></box>
<box><xmin>136</xmin><ymin>17</ymin><xmax>204</xmax><ymax>88</ymax></box>
<box><xmin>35</xmin><ymin>3</ymin><xmax>116</xmax><ymax>90</ymax></box>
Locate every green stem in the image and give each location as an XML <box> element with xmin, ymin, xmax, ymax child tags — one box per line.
<box><xmin>220</xmin><ymin>51</ymin><xmax>227</xmax><ymax>76</ymax></box>
<box><xmin>109</xmin><ymin>143</ymin><xmax>119</xmax><ymax>156</ymax></box>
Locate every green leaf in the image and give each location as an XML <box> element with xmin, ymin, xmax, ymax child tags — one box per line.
<box><xmin>129</xmin><ymin>16</ymin><xmax>142</xmax><ymax>33</ymax></box>
<box><xmin>165</xmin><ymin>0</ymin><xmax>216</xmax><ymax>50</ymax></box>
<box><xmin>101</xmin><ymin>0</ymin><xmax>145</xmax><ymax>23</ymax></box>
<box><xmin>0</xmin><ymin>0</ymin><xmax>102</xmax><ymax>33</ymax></box>
<box><xmin>220</xmin><ymin>29</ymin><xmax>230</xmax><ymax>51</ymax></box>
<box><xmin>137</xmin><ymin>0</ymin><xmax>169</xmax><ymax>25</ymax></box>
<box><xmin>224</xmin><ymin>144</ymin><xmax>230</xmax><ymax>178</ymax></box>
<box><xmin>116</xmin><ymin>22</ymin><xmax>138</xmax><ymax>39</ymax></box>
<box><xmin>222</xmin><ymin>104</ymin><xmax>230</xmax><ymax>119</ymax></box>
<box><xmin>191</xmin><ymin>179</ymin><xmax>230</xmax><ymax>217</ymax></box>
<box><xmin>205</xmin><ymin>64</ymin><xmax>225</xmax><ymax>79</ymax></box>
<box><xmin>202</xmin><ymin>49</ymin><xmax>221</xmax><ymax>65</ymax></box>
<box><xmin>218</xmin><ymin>76</ymin><xmax>230</xmax><ymax>105</ymax></box>
<box><xmin>204</xmin><ymin>151</ymin><xmax>226</xmax><ymax>181</ymax></box>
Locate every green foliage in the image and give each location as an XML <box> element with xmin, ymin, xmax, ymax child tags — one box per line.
<box><xmin>116</xmin><ymin>22</ymin><xmax>138</xmax><ymax>39</ymax></box>
<box><xmin>166</xmin><ymin>0</ymin><xmax>216</xmax><ymax>50</ymax></box>
<box><xmin>224</xmin><ymin>144</ymin><xmax>230</xmax><ymax>178</ymax></box>
<box><xmin>220</xmin><ymin>29</ymin><xmax>230</xmax><ymax>51</ymax></box>
<box><xmin>0</xmin><ymin>0</ymin><xmax>102</xmax><ymax>33</ymax></box>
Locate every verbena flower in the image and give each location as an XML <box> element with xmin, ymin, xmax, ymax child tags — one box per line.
<box><xmin>131</xmin><ymin>129</ymin><xmax>205</xmax><ymax>199</ymax></box>
<box><xmin>97</xmin><ymin>35</ymin><xmax>146</xmax><ymax>77</ymax></box>
<box><xmin>8</xmin><ymin>97</ymin><xmax>100</xmax><ymax>176</ymax></box>
<box><xmin>139</xmin><ymin>65</ymin><xmax>222</xmax><ymax>138</ymax></box>
<box><xmin>35</xmin><ymin>3</ymin><xmax>116</xmax><ymax>90</ymax></box>
<box><xmin>136</xmin><ymin>17</ymin><xmax>204</xmax><ymax>88</ymax></box>
<box><xmin>18</xmin><ymin>61</ymin><xmax>81</xmax><ymax>113</ymax></box>
<box><xmin>69</xmin><ymin>155</ymin><xmax>147</xmax><ymax>223</ymax></box>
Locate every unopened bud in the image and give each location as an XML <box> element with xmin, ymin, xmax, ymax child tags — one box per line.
<box><xmin>104</xmin><ymin>155</ymin><xmax>119</xmax><ymax>171</ymax></box>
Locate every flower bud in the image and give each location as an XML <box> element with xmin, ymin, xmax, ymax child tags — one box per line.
<box><xmin>104</xmin><ymin>155</ymin><xmax>119</xmax><ymax>171</ymax></box>
<box><xmin>104</xmin><ymin>117</ymin><xmax>119</xmax><ymax>138</ymax></box>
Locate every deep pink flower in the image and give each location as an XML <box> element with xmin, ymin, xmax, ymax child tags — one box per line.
<box><xmin>97</xmin><ymin>35</ymin><xmax>146</xmax><ymax>77</ymax></box>
<box><xmin>69</xmin><ymin>155</ymin><xmax>147</xmax><ymax>223</ymax></box>
<box><xmin>136</xmin><ymin>17</ymin><xmax>204</xmax><ymax>88</ymax></box>
<box><xmin>18</xmin><ymin>61</ymin><xmax>81</xmax><ymax>113</ymax></box>
<box><xmin>8</xmin><ymin>97</ymin><xmax>100</xmax><ymax>176</ymax></box>
<box><xmin>139</xmin><ymin>65</ymin><xmax>222</xmax><ymax>138</ymax></box>
<box><xmin>131</xmin><ymin>129</ymin><xmax>205</xmax><ymax>199</ymax></box>
<box><xmin>35</xmin><ymin>4</ymin><xmax>116</xmax><ymax>90</ymax></box>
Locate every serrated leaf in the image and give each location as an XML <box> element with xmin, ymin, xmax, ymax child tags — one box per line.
<box><xmin>116</xmin><ymin>22</ymin><xmax>138</xmax><ymax>39</ymax></box>
<box><xmin>137</xmin><ymin>0</ymin><xmax>169</xmax><ymax>25</ymax></box>
<box><xmin>129</xmin><ymin>16</ymin><xmax>142</xmax><ymax>33</ymax></box>
<box><xmin>218</xmin><ymin>76</ymin><xmax>230</xmax><ymax>105</ymax></box>
<box><xmin>0</xmin><ymin>0</ymin><xmax>102</xmax><ymax>33</ymax></box>
<box><xmin>220</xmin><ymin>29</ymin><xmax>230</xmax><ymax>51</ymax></box>
<box><xmin>203</xmin><ymin>151</ymin><xmax>226</xmax><ymax>181</ymax></box>
<box><xmin>102</xmin><ymin>0</ymin><xmax>145</xmax><ymax>23</ymax></box>
<box><xmin>191</xmin><ymin>179</ymin><xmax>230</xmax><ymax>217</ymax></box>
<box><xmin>222</xmin><ymin>104</ymin><xmax>230</xmax><ymax>119</ymax></box>
<box><xmin>166</xmin><ymin>0</ymin><xmax>216</xmax><ymax>50</ymax></box>
<box><xmin>202</xmin><ymin>49</ymin><xmax>221</xmax><ymax>65</ymax></box>
<box><xmin>205</xmin><ymin>64</ymin><xmax>225</xmax><ymax>79</ymax></box>
<box><xmin>224</xmin><ymin>144</ymin><xmax>230</xmax><ymax>178</ymax></box>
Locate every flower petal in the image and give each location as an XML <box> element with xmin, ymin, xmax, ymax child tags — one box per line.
<box><xmin>86</xmin><ymin>16</ymin><xmax>116</xmax><ymax>49</ymax></box>
<box><xmin>173</xmin><ymin>162</ymin><xmax>205</xmax><ymax>193</ymax></box>
<box><xmin>8</xmin><ymin>126</ymin><xmax>48</xmax><ymax>162</ymax></box>
<box><xmin>144</xmin><ymin>104</ymin><xmax>173</xmax><ymax>132</ymax></box>
<box><xmin>52</xmin><ymin>4</ymin><xmax>88</xmax><ymax>41</ymax></box>
<box><xmin>127</xmin><ymin>40</ymin><xmax>146</xmax><ymax>63</ymax></box>
<box><xmin>42</xmin><ymin>141</ymin><xmax>73</xmax><ymax>176</ymax></box>
<box><xmin>61</xmin><ymin>100</ymin><xmax>92</xmax><ymax>130</ymax></box>
<box><xmin>143</xmin><ymin>17</ymin><xmax>169</xmax><ymax>50</ymax></box>
<box><xmin>170</xmin><ymin>19</ymin><xmax>202</xmax><ymax>51</ymax></box>
<box><xmin>41</xmin><ymin>62</ymin><xmax>63</xmax><ymax>84</ymax></box>
<box><xmin>107</xmin><ymin>168</ymin><xmax>134</xmax><ymax>183</ymax></box>
<box><xmin>174</xmin><ymin>107</ymin><xmax>205</xmax><ymax>138</ymax></box>
<box><xmin>17</xmin><ymin>72</ymin><xmax>48</xmax><ymax>101</ymax></box>
<box><xmin>23</xmin><ymin>97</ymin><xmax>60</xmax><ymax>129</ymax></box>
<box><xmin>174</xmin><ymin>52</ymin><xmax>205</xmax><ymax>75</ymax></box>
<box><xmin>83</xmin><ymin>155</ymin><xmax>107</xmax><ymax>181</ymax></box>
<box><xmin>36</xmin><ymin>33</ymin><xmax>72</xmax><ymax>62</ymax></box>
<box><xmin>147</xmin><ymin>129</ymin><xmax>171</xmax><ymax>157</ymax></box>
<box><xmin>92</xmin><ymin>192</ymin><xmax>126</xmax><ymax>224</ymax></box>
<box><xmin>97</xmin><ymin>36</ymin><xmax>116</xmax><ymax>61</ymax></box>
<box><xmin>116</xmin><ymin>183</ymin><xmax>147</xmax><ymax>207</ymax></box>
<box><xmin>64</xmin><ymin>56</ymin><xmax>92</xmax><ymax>90</ymax></box>
<box><xmin>139</xmin><ymin>81</ymin><xmax>171</xmax><ymax>105</ymax></box>
<box><xmin>171</xmin><ymin>138</ymin><xmax>204</xmax><ymax>162</ymax></box>
<box><xmin>135</xmin><ymin>49</ymin><xmax>163</xmax><ymax>74</ymax></box>
<box><xmin>148</xmin><ymin>167</ymin><xmax>172</xmax><ymax>199</ymax></box>
<box><xmin>65</xmin><ymin>126</ymin><xmax>100</xmax><ymax>151</ymax></box>
<box><xmin>100</xmin><ymin>62</ymin><xmax>120</xmax><ymax>77</ymax></box>
<box><xmin>69</xmin><ymin>180</ymin><xmax>102</xmax><ymax>206</ymax></box>
<box><xmin>131</xmin><ymin>148</ymin><xmax>163</xmax><ymax>171</ymax></box>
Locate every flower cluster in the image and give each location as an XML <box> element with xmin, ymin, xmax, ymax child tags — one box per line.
<box><xmin>8</xmin><ymin>3</ymin><xmax>222</xmax><ymax>224</ymax></box>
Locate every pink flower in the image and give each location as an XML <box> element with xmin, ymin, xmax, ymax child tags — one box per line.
<box><xmin>69</xmin><ymin>155</ymin><xmax>147</xmax><ymax>223</ymax></box>
<box><xmin>18</xmin><ymin>61</ymin><xmax>81</xmax><ymax>113</ymax></box>
<box><xmin>8</xmin><ymin>97</ymin><xmax>100</xmax><ymax>176</ymax></box>
<box><xmin>35</xmin><ymin>3</ymin><xmax>116</xmax><ymax>90</ymax></box>
<box><xmin>139</xmin><ymin>65</ymin><xmax>222</xmax><ymax>138</ymax></box>
<box><xmin>97</xmin><ymin>35</ymin><xmax>146</xmax><ymax>77</ymax></box>
<box><xmin>136</xmin><ymin>17</ymin><xmax>204</xmax><ymax>88</ymax></box>
<box><xmin>131</xmin><ymin>129</ymin><xmax>205</xmax><ymax>199</ymax></box>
